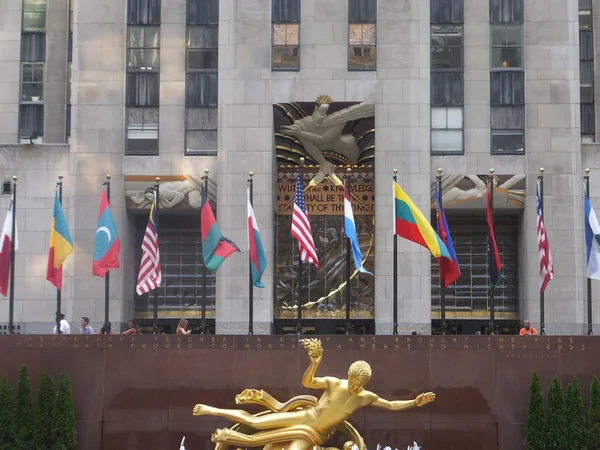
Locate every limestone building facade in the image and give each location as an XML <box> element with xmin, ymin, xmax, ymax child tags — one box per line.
<box><xmin>0</xmin><ymin>0</ymin><xmax>597</xmax><ymax>335</ymax></box>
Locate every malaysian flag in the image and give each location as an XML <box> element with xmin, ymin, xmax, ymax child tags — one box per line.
<box><xmin>136</xmin><ymin>196</ymin><xmax>161</xmax><ymax>295</ymax></box>
<box><xmin>536</xmin><ymin>180</ymin><xmax>553</xmax><ymax>292</ymax></box>
<box><xmin>291</xmin><ymin>171</ymin><xmax>320</xmax><ymax>268</ymax></box>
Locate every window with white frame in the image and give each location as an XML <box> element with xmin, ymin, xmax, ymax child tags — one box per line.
<box><xmin>431</xmin><ymin>107</ymin><xmax>463</xmax><ymax>153</ymax></box>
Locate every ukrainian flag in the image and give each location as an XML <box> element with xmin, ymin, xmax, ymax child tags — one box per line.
<box><xmin>46</xmin><ymin>192</ymin><xmax>74</xmax><ymax>290</ymax></box>
<box><xmin>393</xmin><ymin>180</ymin><xmax>451</xmax><ymax>259</ymax></box>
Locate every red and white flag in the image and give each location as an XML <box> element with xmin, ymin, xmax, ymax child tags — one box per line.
<box><xmin>536</xmin><ymin>180</ymin><xmax>553</xmax><ymax>292</ymax></box>
<box><xmin>291</xmin><ymin>171</ymin><xmax>319</xmax><ymax>268</ymax></box>
<box><xmin>136</xmin><ymin>198</ymin><xmax>161</xmax><ymax>295</ymax></box>
<box><xmin>0</xmin><ymin>198</ymin><xmax>18</xmax><ymax>297</ymax></box>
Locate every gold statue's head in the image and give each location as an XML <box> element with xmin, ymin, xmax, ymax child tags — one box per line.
<box><xmin>315</xmin><ymin>94</ymin><xmax>332</xmax><ymax>106</ymax></box>
<box><xmin>347</xmin><ymin>360</ymin><xmax>372</xmax><ymax>393</ymax></box>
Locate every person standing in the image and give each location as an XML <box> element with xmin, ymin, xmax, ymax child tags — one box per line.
<box><xmin>176</xmin><ymin>319</ymin><xmax>192</xmax><ymax>335</ymax></box>
<box><xmin>53</xmin><ymin>313</ymin><xmax>71</xmax><ymax>334</ymax></box>
<box><xmin>122</xmin><ymin>319</ymin><xmax>141</xmax><ymax>335</ymax></box>
<box><xmin>79</xmin><ymin>317</ymin><xmax>94</xmax><ymax>334</ymax></box>
<box><xmin>519</xmin><ymin>320</ymin><xmax>538</xmax><ymax>335</ymax></box>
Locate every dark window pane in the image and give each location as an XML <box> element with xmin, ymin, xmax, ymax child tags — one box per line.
<box><xmin>128</xmin><ymin>26</ymin><xmax>160</xmax><ymax>48</ymax></box>
<box><xmin>431</xmin><ymin>0</ymin><xmax>463</xmax><ymax>24</ymax></box>
<box><xmin>491</xmin><ymin>106</ymin><xmax>524</xmax><ymax>129</ymax></box>
<box><xmin>581</xmin><ymin>104</ymin><xmax>595</xmax><ymax>135</ymax></box>
<box><xmin>128</xmin><ymin>49</ymin><xmax>160</xmax><ymax>70</ymax></box>
<box><xmin>66</xmin><ymin>104</ymin><xmax>71</xmax><ymax>136</ymax></box>
<box><xmin>128</xmin><ymin>0</ymin><xmax>161</xmax><ymax>24</ymax></box>
<box><xmin>186</xmin><ymin>73</ymin><xmax>217</xmax><ymax>106</ymax></box>
<box><xmin>580</xmin><ymin>31</ymin><xmax>594</xmax><ymax>60</ymax></box>
<box><xmin>580</xmin><ymin>10</ymin><xmax>592</xmax><ymax>29</ymax></box>
<box><xmin>273</xmin><ymin>46</ymin><xmax>300</xmax><ymax>70</ymax></box>
<box><xmin>19</xmin><ymin>104</ymin><xmax>44</xmax><ymax>137</ymax></box>
<box><xmin>579</xmin><ymin>0</ymin><xmax>592</xmax><ymax>10</ymax></box>
<box><xmin>126</xmin><ymin>107</ymin><xmax>159</xmax><ymax>155</ymax></box>
<box><xmin>126</xmin><ymin>73</ymin><xmax>160</xmax><ymax>106</ymax></box>
<box><xmin>491</xmin><ymin>131</ymin><xmax>524</xmax><ymax>153</ymax></box>
<box><xmin>187</xmin><ymin>25</ymin><xmax>218</xmax><ymax>48</ymax></box>
<box><xmin>490</xmin><ymin>71</ymin><xmax>524</xmax><ymax>105</ymax></box>
<box><xmin>491</xmin><ymin>47</ymin><xmax>522</xmax><ymax>69</ymax></box>
<box><xmin>348</xmin><ymin>0</ymin><xmax>377</xmax><ymax>22</ymax></box>
<box><xmin>431</xmin><ymin>72</ymin><xmax>464</xmax><ymax>106</ymax></box>
<box><xmin>21</xmin><ymin>33</ymin><xmax>45</xmax><ymax>62</ymax></box>
<box><xmin>581</xmin><ymin>60</ymin><xmax>594</xmax><ymax>83</ymax></box>
<box><xmin>431</xmin><ymin>47</ymin><xmax>463</xmax><ymax>70</ymax></box>
<box><xmin>21</xmin><ymin>63</ymin><xmax>44</xmax><ymax>102</ymax></box>
<box><xmin>272</xmin><ymin>0</ymin><xmax>300</xmax><ymax>22</ymax></box>
<box><xmin>490</xmin><ymin>0</ymin><xmax>523</xmax><ymax>23</ymax></box>
<box><xmin>187</xmin><ymin>0</ymin><xmax>219</xmax><ymax>24</ymax></box>
<box><xmin>187</xmin><ymin>49</ymin><xmax>218</xmax><ymax>70</ymax></box>
<box><xmin>349</xmin><ymin>46</ymin><xmax>376</xmax><ymax>71</ymax></box>
<box><xmin>581</xmin><ymin>84</ymin><xmax>594</xmax><ymax>104</ymax></box>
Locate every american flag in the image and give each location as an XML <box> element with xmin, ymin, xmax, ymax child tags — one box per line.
<box><xmin>536</xmin><ymin>181</ymin><xmax>553</xmax><ymax>292</ymax></box>
<box><xmin>291</xmin><ymin>171</ymin><xmax>320</xmax><ymax>268</ymax></box>
<box><xmin>136</xmin><ymin>197</ymin><xmax>162</xmax><ymax>295</ymax></box>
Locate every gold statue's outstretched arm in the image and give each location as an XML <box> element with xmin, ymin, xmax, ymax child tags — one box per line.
<box><xmin>299</xmin><ymin>339</ymin><xmax>327</xmax><ymax>389</ymax></box>
<box><xmin>371</xmin><ymin>392</ymin><xmax>436</xmax><ymax>411</ymax></box>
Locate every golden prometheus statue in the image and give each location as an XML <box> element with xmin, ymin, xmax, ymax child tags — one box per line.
<box><xmin>193</xmin><ymin>339</ymin><xmax>435</xmax><ymax>450</ymax></box>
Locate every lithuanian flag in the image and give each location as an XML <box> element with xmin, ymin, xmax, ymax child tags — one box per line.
<box><xmin>46</xmin><ymin>192</ymin><xmax>74</xmax><ymax>290</ymax></box>
<box><xmin>393</xmin><ymin>180</ymin><xmax>451</xmax><ymax>259</ymax></box>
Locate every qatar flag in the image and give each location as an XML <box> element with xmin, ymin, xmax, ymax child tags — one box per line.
<box><xmin>0</xmin><ymin>198</ymin><xmax>18</xmax><ymax>297</ymax></box>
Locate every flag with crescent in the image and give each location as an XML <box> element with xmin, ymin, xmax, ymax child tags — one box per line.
<box><xmin>93</xmin><ymin>187</ymin><xmax>120</xmax><ymax>277</ymax></box>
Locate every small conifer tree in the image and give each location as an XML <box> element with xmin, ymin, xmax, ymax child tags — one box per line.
<box><xmin>34</xmin><ymin>372</ymin><xmax>56</xmax><ymax>450</ymax></box>
<box><xmin>589</xmin><ymin>376</ymin><xmax>600</xmax><ymax>450</ymax></box>
<box><xmin>0</xmin><ymin>376</ymin><xmax>15</xmax><ymax>450</ymax></box>
<box><xmin>524</xmin><ymin>372</ymin><xmax>546</xmax><ymax>450</ymax></box>
<box><xmin>565</xmin><ymin>378</ymin><xmax>587</xmax><ymax>449</ymax></box>
<box><xmin>546</xmin><ymin>376</ymin><xmax>568</xmax><ymax>450</ymax></box>
<box><xmin>14</xmin><ymin>365</ymin><xmax>35</xmax><ymax>450</ymax></box>
<box><xmin>51</xmin><ymin>373</ymin><xmax>76</xmax><ymax>450</ymax></box>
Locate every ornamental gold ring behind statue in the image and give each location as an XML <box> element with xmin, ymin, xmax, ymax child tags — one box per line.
<box><xmin>192</xmin><ymin>338</ymin><xmax>435</xmax><ymax>450</ymax></box>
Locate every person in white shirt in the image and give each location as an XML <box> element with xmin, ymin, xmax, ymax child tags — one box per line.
<box><xmin>53</xmin><ymin>313</ymin><xmax>71</xmax><ymax>334</ymax></box>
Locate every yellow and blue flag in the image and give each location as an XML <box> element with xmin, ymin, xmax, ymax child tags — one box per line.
<box><xmin>46</xmin><ymin>192</ymin><xmax>74</xmax><ymax>290</ymax></box>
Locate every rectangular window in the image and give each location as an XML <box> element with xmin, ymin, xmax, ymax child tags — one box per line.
<box><xmin>66</xmin><ymin>104</ymin><xmax>71</xmax><ymax>136</ymax></box>
<box><xmin>431</xmin><ymin>25</ymin><xmax>463</xmax><ymax>70</ymax></box>
<box><xmin>21</xmin><ymin>33</ymin><xmax>45</xmax><ymax>62</ymax></box>
<box><xmin>431</xmin><ymin>72</ymin><xmax>464</xmax><ymax>106</ymax></box>
<box><xmin>580</xmin><ymin>61</ymin><xmax>594</xmax><ymax>104</ymax></box>
<box><xmin>491</xmin><ymin>106</ymin><xmax>524</xmax><ymax>153</ymax></box>
<box><xmin>126</xmin><ymin>107</ymin><xmax>159</xmax><ymax>155</ymax></box>
<box><xmin>431</xmin><ymin>107</ymin><xmax>463</xmax><ymax>154</ymax></box>
<box><xmin>128</xmin><ymin>26</ymin><xmax>160</xmax><ymax>71</ymax></box>
<box><xmin>186</xmin><ymin>107</ymin><xmax>217</xmax><ymax>155</ymax></box>
<box><xmin>580</xmin><ymin>0</ymin><xmax>594</xmax><ymax>138</ymax></box>
<box><xmin>582</xmin><ymin>104</ymin><xmax>596</xmax><ymax>135</ymax></box>
<box><xmin>490</xmin><ymin>71</ymin><xmax>524</xmax><ymax>105</ymax></box>
<box><xmin>128</xmin><ymin>0</ymin><xmax>160</xmax><ymax>25</ymax></box>
<box><xmin>186</xmin><ymin>73</ymin><xmax>217</xmax><ymax>107</ymax></box>
<box><xmin>272</xmin><ymin>0</ymin><xmax>300</xmax><ymax>70</ymax></box>
<box><xmin>187</xmin><ymin>25</ymin><xmax>218</xmax><ymax>71</ymax></box>
<box><xmin>22</xmin><ymin>0</ymin><xmax>47</xmax><ymax>32</ymax></box>
<box><xmin>126</xmin><ymin>73</ymin><xmax>159</xmax><ymax>106</ymax></box>
<box><xmin>187</xmin><ymin>0</ymin><xmax>218</xmax><ymax>25</ymax></box>
<box><xmin>348</xmin><ymin>0</ymin><xmax>376</xmax><ymax>71</ymax></box>
<box><xmin>491</xmin><ymin>24</ymin><xmax>522</xmax><ymax>69</ymax></box>
<box><xmin>489</xmin><ymin>0</ymin><xmax>523</xmax><ymax>23</ymax></box>
<box><xmin>580</xmin><ymin>9</ymin><xmax>592</xmax><ymax>29</ymax></box>
<box><xmin>19</xmin><ymin>104</ymin><xmax>44</xmax><ymax>137</ymax></box>
<box><xmin>21</xmin><ymin>63</ymin><xmax>44</xmax><ymax>103</ymax></box>
<box><xmin>431</xmin><ymin>0</ymin><xmax>463</xmax><ymax>23</ymax></box>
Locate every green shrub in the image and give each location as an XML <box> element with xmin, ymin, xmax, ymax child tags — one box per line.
<box><xmin>14</xmin><ymin>365</ymin><xmax>34</xmax><ymax>450</ymax></box>
<box><xmin>51</xmin><ymin>373</ymin><xmax>76</xmax><ymax>450</ymax></box>
<box><xmin>34</xmin><ymin>372</ymin><xmax>56</xmax><ymax>450</ymax></box>
<box><xmin>0</xmin><ymin>376</ymin><xmax>15</xmax><ymax>450</ymax></box>
<box><xmin>565</xmin><ymin>378</ymin><xmax>587</xmax><ymax>449</ymax></box>
<box><xmin>546</xmin><ymin>376</ymin><xmax>568</xmax><ymax>450</ymax></box>
<box><xmin>589</xmin><ymin>376</ymin><xmax>600</xmax><ymax>450</ymax></box>
<box><xmin>524</xmin><ymin>372</ymin><xmax>546</xmax><ymax>450</ymax></box>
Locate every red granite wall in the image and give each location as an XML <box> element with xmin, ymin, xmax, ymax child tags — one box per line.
<box><xmin>0</xmin><ymin>334</ymin><xmax>596</xmax><ymax>450</ymax></box>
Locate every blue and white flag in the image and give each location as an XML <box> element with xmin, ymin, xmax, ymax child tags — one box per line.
<box><xmin>584</xmin><ymin>187</ymin><xmax>600</xmax><ymax>280</ymax></box>
<box><xmin>344</xmin><ymin>182</ymin><xmax>372</xmax><ymax>275</ymax></box>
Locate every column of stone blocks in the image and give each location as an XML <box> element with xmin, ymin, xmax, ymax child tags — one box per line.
<box><xmin>71</xmin><ymin>0</ymin><xmax>128</xmax><ymax>328</ymax></box>
<box><xmin>216</xmin><ymin>0</ymin><xmax>275</xmax><ymax>334</ymax></box>
<box><xmin>43</xmin><ymin>0</ymin><xmax>68</xmax><ymax>143</ymax></box>
<box><xmin>0</xmin><ymin>0</ymin><xmax>22</xmax><ymax>143</ymax></box>
<box><xmin>0</xmin><ymin>145</ymin><xmax>70</xmax><ymax>333</ymax></box>
<box><xmin>374</xmin><ymin>0</ymin><xmax>432</xmax><ymax>334</ymax></box>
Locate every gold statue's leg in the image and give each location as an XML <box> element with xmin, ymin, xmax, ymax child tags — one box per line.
<box><xmin>212</xmin><ymin>426</ymin><xmax>320</xmax><ymax>448</ymax></box>
<box><xmin>195</xmin><ymin>405</ymin><xmax>307</xmax><ymax>431</ymax></box>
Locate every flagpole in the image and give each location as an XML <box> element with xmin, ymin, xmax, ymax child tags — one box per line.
<box><xmin>296</xmin><ymin>157</ymin><xmax>305</xmax><ymax>336</ymax></box>
<box><xmin>8</xmin><ymin>176</ymin><xmax>17</xmax><ymax>334</ymax></box>
<box><xmin>585</xmin><ymin>168</ymin><xmax>593</xmax><ymax>335</ymax></box>
<box><xmin>393</xmin><ymin>168</ymin><xmax>398</xmax><ymax>335</ymax></box>
<box><xmin>248</xmin><ymin>171</ymin><xmax>254</xmax><ymax>335</ymax></box>
<box><xmin>201</xmin><ymin>168</ymin><xmax>209</xmax><ymax>334</ymax></box>
<box><xmin>153</xmin><ymin>177</ymin><xmax>160</xmax><ymax>334</ymax></box>
<box><xmin>436</xmin><ymin>168</ymin><xmax>447</xmax><ymax>335</ymax></box>
<box><xmin>345</xmin><ymin>167</ymin><xmax>352</xmax><ymax>335</ymax></box>
<box><xmin>488</xmin><ymin>168</ymin><xmax>495</xmax><ymax>334</ymax></box>
<box><xmin>538</xmin><ymin>168</ymin><xmax>546</xmax><ymax>335</ymax></box>
<box><xmin>103</xmin><ymin>174</ymin><xmax>111</xmax><ymax>332</ymax></box>
<box><xmin>55</xmin><ymin>175</ymin><xmax>63</xmax><ymax>334</ymax></box>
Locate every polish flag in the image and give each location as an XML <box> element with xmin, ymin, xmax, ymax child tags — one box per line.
<box><xmin>0</xmin><ymin>198</ymin><xmax>18</xmax><ymax>297</ymax></box>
